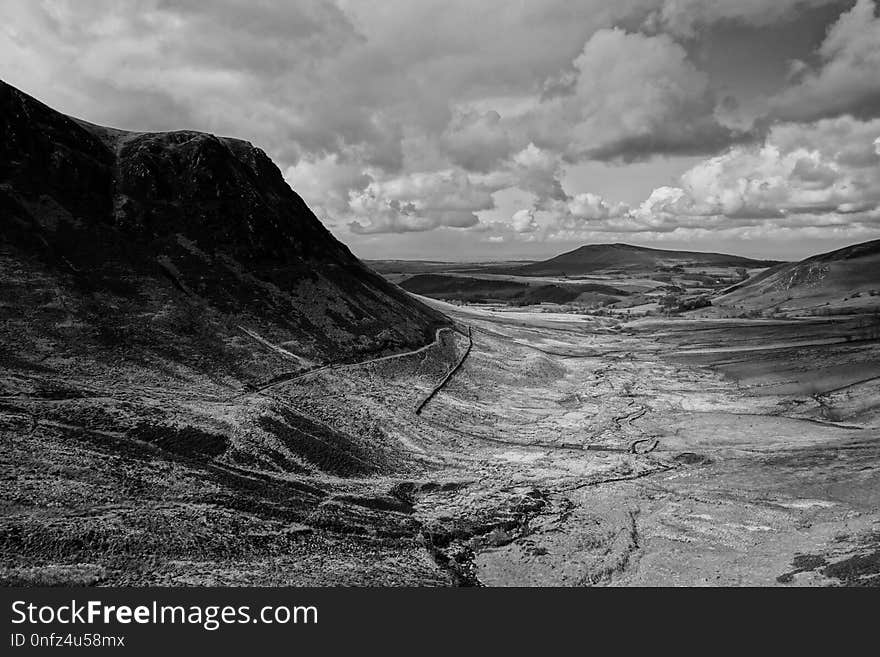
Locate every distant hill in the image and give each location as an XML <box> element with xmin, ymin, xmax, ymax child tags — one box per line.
<box><xmin>716</xmin><ymin>238</ymin><xmax>880</xmax><ymax>313</ymax></box>
<box><xmin>511</xmin><ymin>243</ymin><xmax>781</xmax><ymax>276</ymax></box>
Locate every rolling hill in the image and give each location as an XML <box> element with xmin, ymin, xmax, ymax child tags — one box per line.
<box><xmin>716</xmin><ymin>238</ymin><xmax>880</xmax><ymax>314</ymax></box>
<box><xmin>513</xmin><ymin>243</ymin><xmax>781</xmax><ymax>276</ymax></box>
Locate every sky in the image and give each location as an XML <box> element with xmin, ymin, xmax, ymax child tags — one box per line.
<box><xmin>2</xmin><ymin>0</ymin><xmax>880</xmax><ymax>261</ymax></box>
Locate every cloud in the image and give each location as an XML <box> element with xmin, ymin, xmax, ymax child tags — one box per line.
<box><xmin>770</xmin><ymin>0</ymin><xmax>880</xmax><ymax>122</ymax></box>
<box><xmin>642</xmin><ymin>0</ymin><xmax>845</xmax><ymax>39</ymax></box>
<box><xmin>634</xmin><ymin>115</ymin><xmax>880</xmax><ymax>224</ymax></box>
<box><xmin>479</xmin><ymin>114</ymin><xmax>880</xmax><ymax>245</ymax></box>
<box><xmin>441</xmin><ymin>110</ymin><xmax>521</xmax><ymax>172</ymax></box>
<box><xmin>476</xmin><ymin>143</ymin><xmax>567</xmax><ymax>201</ymax></box>
<box><xmin>511</xmin><ymin>208</ymin><xmax>539</xmax><ymax>233</ymax></box>
<box><xmin>0</xmin><ymin>0</ymin><xmax>379</xmax><ymax>165</ymax></box>
<box><xmin>287</xmin><ymin>141</ymin><xmax>568</xmax><ymax>236</ymax></box>
<box><xmin>347</xmin><ymin>169</ymin><xmax>493</xmax><ymax>234</ymax></box>
<box><xmin>3</xmin><ymin>0</ymin><xmax>879</xmax><ymax>252</ymax></box>
<box><xmin>301</xmin><ymin>21</ymin><xmax>740</xmax><ymax>236</ymax></box>
<box><xmin>521</xmin><ymin>28</ymin><xmax>740</xmax><ymax>162</ymax></box>
<box><xmin>539</xmin><ymin>193</ymin><xmax>632</xmax><ymax>233</ymax></box>
<box><xmin>284</xmin><ymin>153</ymin><xmax>371</xmax><ymax>220</ymax></box>
<box><xmin>564</xmin><ymin>193</ymin><xmax>630</xmax><ymax>221</ymax></box>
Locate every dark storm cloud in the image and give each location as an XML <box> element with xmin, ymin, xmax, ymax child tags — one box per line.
<box><xmin>583</xmin><ymin>122</ymin><xmax>753</xmax><ymax>163</ymax></box>
<box><xmin>640</xmin><ymin>0</ymin><xmax>851</xmax><ymax>38</ymax></box>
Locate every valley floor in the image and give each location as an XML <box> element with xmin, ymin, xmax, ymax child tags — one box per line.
<box><xmin>3</xmin><ymin>299</ymin><xmax>879</xmax><ymax>586</ymax></box>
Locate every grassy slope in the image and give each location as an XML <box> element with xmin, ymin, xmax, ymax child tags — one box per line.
<box><xmin>716</xmin><ymin>239</ymin><xmax>880</xmax><ymax>313</ymax></box>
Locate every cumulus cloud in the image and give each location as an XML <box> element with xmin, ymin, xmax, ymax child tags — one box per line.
<box><xmin>511</xmin><ymin>208</ymin><xmax>539</xmax><ymax>233</ymax></box>
<box><xmin>770</xmin><ymin>0</ymin><xmax>880</xmax><ymax>122</ymax></box>
<box><xmin>482</xmin><ymin>114</ymin><xmax>880</xmax><ymax>245</ymax></box>
<box><xmin>564</xmin><ymin>193</ymin><xmax>630</xmax><ymax>221</ymax></box>
<box><xmin>471</xmin><ymin>144</ymin><xmax>566</xmax><ymax>201</ymax></box>
<box><xmin>634</xmin><ymin>116</ymin><xmax>880</xmax><ymax>224</ymax></box>
<box><xmin>441</xmin><ymin>110</ymin><xmax>521</xmax><ymax>172</ymax></box>
<box><xmin>521</xmin><ymin>28</ymin><xmax>741</xmax><ymax>162</ymax></box>
<box><xmin>347</xmin><ymin>169</ymin><xmax>493</xmax><ymax>234</ymax></box>
<box><xmin>284</xmin><ymin>153</ymin><xmax>371</xmax><ymax>219</ymax></box>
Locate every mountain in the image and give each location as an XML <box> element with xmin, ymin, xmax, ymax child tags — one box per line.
<box><xmin>0</xmin><ymin>80</ymin><xmax>458</xmax><ymax>585</ymax></box>
<box><xmin>513</xmin><ymin>243</ymin><xmax>781</xmax><ymax>276</ymax></box>
<box><xmin>716</xmin><ymin>238</ymin><xmax>880</xmax><ymax>313</ymax></box>
<box><xmin>0</xmin><ymin>79</ymin><xmax>446</xmax><ymax>374</ymax></box>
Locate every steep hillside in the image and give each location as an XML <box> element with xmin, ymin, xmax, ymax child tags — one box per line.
<box><xmin>716</xmin><ymin>239</ymin><xmax>880</xmax><ymax>314</ymax></box>
<box><xmin>0</xmin><ymin>79</ymin><xmax>446</xmax><ymax>375</ymax></box>
<box><xmin>514</xmin><ymin>243</ymin><xmax>780</xmax><ymax>276</ymax></box>
<box><xmin>0</xmin><ymin>80</ymin><xmax>461</xmax><ymax>585</ymax></box>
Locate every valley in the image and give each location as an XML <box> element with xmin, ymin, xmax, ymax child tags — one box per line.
<box><xmin>4</xmin><ymin>295</ymin><xmax>879</xmax><ymax>586</ymax></box>
<box><xmin>2</xmin><ymin>79</ymin><xmax>879</xmax><ymax>587</ymax></box>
